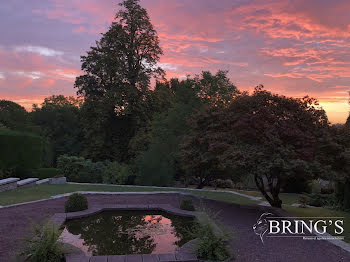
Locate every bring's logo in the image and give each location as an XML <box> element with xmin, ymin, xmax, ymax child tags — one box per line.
<box><xmin>253</xmin><ymin>213</ymin><xmax>345</xmax><ymax>244</ymax></box>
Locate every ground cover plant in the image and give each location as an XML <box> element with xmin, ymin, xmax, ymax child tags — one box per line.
<box><xmin>193</xmin><ymin>208</ymin><xmax>233</xmax><ymax>261</ymax></box>
<box><xmin>18</xmin><ymin>221</ymin><xmax>65</xmax><ymax>262</ymax></box>
<box><xmin>180</xmin><ymin>199</ymin><xmax>195</xmax><ymax>211</ymax></box>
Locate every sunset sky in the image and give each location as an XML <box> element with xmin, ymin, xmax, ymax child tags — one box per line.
<box><xmin>1</xmin><ymin>0</ymin><xmax>349</xmax><ymax>123</ymax></box>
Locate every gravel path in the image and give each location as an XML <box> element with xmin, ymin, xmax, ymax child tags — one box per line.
<box><xmin>0</xmin><ymin>193</ymin><xmax>349</xmax><ymax>262</ymax></box>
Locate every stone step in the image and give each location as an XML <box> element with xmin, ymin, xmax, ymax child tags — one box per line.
<box><xmin>0</xmin><ymin>177</ymin><xmax>20</xmax><ymax>193</ymax></box>
<box><xmin>0</xmin><ymin>177</ymin><xmax>20</xmax><ymax>185</ymax></box>
<box><xmin>17</xmin><ymin>178</ymin><xmax>39</xmax><ymax>187</ymax></box>
<box><xmin>36</xmin><ymin>178</ymin><xmax>49</xmax><ymax>185</ymax></box>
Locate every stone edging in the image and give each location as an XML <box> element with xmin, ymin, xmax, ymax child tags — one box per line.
<box><xmin>51</xmin><ymin>204</ymin><xmax>199</xmax><ymax>262</ymax></box>
<box><xmin>0</xmin><ymin>191</ymin><xmax>201</xmax><ymax>210</ymax></box>
<box><xmin>67</xmin><ymin>182</ymin><xmax>262</xmax><ymax>201</ymax></box>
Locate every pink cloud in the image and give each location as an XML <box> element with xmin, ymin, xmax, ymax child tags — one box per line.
<box><xmin>1</xmin><ymin>0</ymin><xmax>350</xmax><ymax>123</ymax></box>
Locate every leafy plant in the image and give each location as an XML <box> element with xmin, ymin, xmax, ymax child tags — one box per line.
<box><xmin>195</xmin><ymin>224</ymin><xmax>230</xmax><ymax>261</ymax></box>
<box><xmin>213</xmin><ymin>179</ymin><xmax>234</xmax><ymax>189</ymax></box>
<box><xmin>65</xmin><ymin>193</ymin><xmax>88</xmax><ymax>213</ymax></box>
<box><xmin>57</xmin><ymin>155</ymin><xmax>109</xmax><ymax>183</ymax></box>
<box><xmin>103</xmin><ymin>161</ymin><xmax>132</xmax><ymax>185</ymax></box>
<box><xmin>180</xmin><ymin>199</ymin><xmax>195</xmax><ymax>211</ymax></box>
<box><xmin>298</xmin><ymin>195</ymin><xmax>308</xmax><ymax>208</ymax></box>
<box><xmin>306</xmin><ymin>193</ymin><xmax>335</xmax><ymax>207</ymax></box>
<box><xmin>192</xmin><ymin>207</ymin><xmax>232</xmax><ymax>261</ymax></box>
<box><xmin>19</xmin><ymin>221</ymin><xmax>65</xmax><ymax>262</ymax></box>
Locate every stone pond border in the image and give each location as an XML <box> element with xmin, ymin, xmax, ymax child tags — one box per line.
<box><xmin>51</xmin><ymin>204</ymin><xmax>199</xmax><ymax>262</ymax></box>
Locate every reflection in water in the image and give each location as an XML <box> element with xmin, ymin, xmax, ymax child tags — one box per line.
<box><xmin>61</xmin><ymin>211</ymin><xmax>195</xmax><ymax>256</ymax></box>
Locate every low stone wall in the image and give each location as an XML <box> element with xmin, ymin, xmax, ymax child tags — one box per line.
<box><xmin>51</xmin><ymin>204</ymin><xmax>198</xmax><ymax>262</ymax></box>
<box><xmin>49</xmin><ymin>177</ymin><xmax>67</xmax><ymax>184</ymax></box>
<box><xmin>17</xmin><ymin>178</ymin><xmax>39</xmax><ymax>188</ymax></box>
<box><xmin>0</xmin><ymin>178</ymin><xmax>19</xmax><ymax>193</ymax></box>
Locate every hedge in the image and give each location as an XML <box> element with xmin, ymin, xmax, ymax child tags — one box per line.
<box><xmin>32</xmin><ymin>168</ymin><xmax>60</xmax><ymax>179</ymax></box>
<box><xmin>0</xmin><ymin>130</ymin><xmax>43</xmax><ymax>177</ymax></box>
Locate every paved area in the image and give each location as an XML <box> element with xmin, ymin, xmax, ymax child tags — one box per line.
<box><xmin>0</xmin><ymin>193</ymin><xmax>350</xmax><ymax>261</ymax></box>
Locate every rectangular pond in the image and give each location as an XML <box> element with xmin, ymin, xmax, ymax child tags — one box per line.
<box><xmin>61</xmin><ymin>210</ymin><xmax>196</xmax><ymax>256</ymax></box>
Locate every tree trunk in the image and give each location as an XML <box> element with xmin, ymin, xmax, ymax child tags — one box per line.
<box><xmin>254</xmin><ymin>174</ymin><xmax>282</xmax><ymax>208</ymax></box>
<box><xmin>197</xmin><ymin>177</ymin><xmax>205</xmax><ymax>189</ymax></box>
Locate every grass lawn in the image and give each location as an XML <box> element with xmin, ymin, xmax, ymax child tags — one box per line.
<box><xmin>234</xmin><ymin>189</ymin><xmax>302</xmax><ymax>205</ymax></box>
<box><xmin>0</xmin><ymin>183</ymin><xmax>258</xmax><ymax>206</ymax></box>
<box><xmin>284</xmin><ymin>205</ymin><xmax>350</xmax><ymax>243</ymax></box>
<box><xmin>1</xmin><ymin>183</ymin><xmax>348</xmax><ymax>243</ymax></box>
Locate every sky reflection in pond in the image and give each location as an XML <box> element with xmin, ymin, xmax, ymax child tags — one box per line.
<box><xmin>61</xmin><ymin>211</ymin><xmax>195</xmax><ymax>256</ymax></box>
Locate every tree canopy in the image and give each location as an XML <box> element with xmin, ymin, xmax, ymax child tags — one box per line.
<box><xmin>74</xmin><ymin>0</ymin><xmax>165</xmax><ymax>162</ymax></box>
<box><xmin>31</xmin><ymin>95</ymin><xmax>83</xmax><ymax>164</ymax></box>
<box><xmin>181</xmin><ymin>86</ymin><xmax>329</xmax><ymax>207</ymax></box>
<box><xmin>0</xmin><ymin>100</ymin><xmax>28</xmax><ymax>131</ymax></box>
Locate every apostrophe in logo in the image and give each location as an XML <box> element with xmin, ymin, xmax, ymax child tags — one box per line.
<box><xmin>252</xmin><ymin>212</ymin><xmax>273</xmax><ymax>244</ymax></box>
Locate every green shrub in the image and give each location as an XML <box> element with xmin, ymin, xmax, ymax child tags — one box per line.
<box><xmin>134</xmin><ymin>143</ymin><xmax>175</xmax><ymax>186</ymax></box>
<box><xmin>282</xmin><ymin>176</ymin><xmax>311</xmax><ymax>193</ymax></box>
<box><xmin>310</xmin><ymin>180</ymin><xmax>322</xmax><ymax>194</ymax></box>
<box><xmin>193</xmin><ymin>212</ymin><xmax>232</xmax><ymax>261</ymax></box>
<box><xmin>180</xmin><ymin>199</ymin><xmax>195</xmax><ymax>211</ymax></box>
<box><xmin>0</xmin><ymin>167</ymin><xmax>15</xmax><ymax>179</ymax></box>
<box><xmin>213</xmin><ymin>179</ymin><xmax>234</xmax><ymax>189</ymax></box>
<box><xmin>336</xmin><ymin>181</ymin><xmax>350</xmax><ymax>211</ymax></box>
<box><xmin>19</xmin><ymin>221</ymin><xmax>65</xmax><ymax>262</ymax></box>
<box><xmin>65</xmin><ymin>193</ymin><xmax>88</xmax><ymax>212</ymax></box>
<box><xmin>57</xmin><ymin>155</ymin><xmax>108</xmax><ymax>183</ymax></box>
<box><xmin>343</xmin><ymin>181</ymin><xmax>350</xmax><ymax>211</ymax></box>
<box><xmin>306</xmin><ymin>193</ymin><xmax>335</xmax><ymax>207</ymax></box>
<box><xmin>0</xmin><ymin>130</ymin><xmax>43</xmax><ymax>178</ymax></box>
<box><xmin>103</xmin><ymin>161</ymin><xmax>133</xmax><ymax>184</ymax></box>
<box><xmin>32</xmin><ymin>168</ymin><xmax>60</xmax><ymax>179</ymax></box>
<box><xmin>298</xmin><ymin>195</ymin><xmax>308</xmax><ymax>208</ymax></box>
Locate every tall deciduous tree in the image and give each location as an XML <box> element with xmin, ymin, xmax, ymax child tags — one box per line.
<box><xmin>75</xmin><ymin>0</ymin><xmax>164</xmax><ymax>162</ymax></box>
<box><xmin>134</xmin><ymin>72</ymin><xmax>238</xmax><ymax>186</ymax></box>
<box><xmin>181</xmin><ymin>87</ymin><xmax>329</xmax><ymax>207</ymax></box>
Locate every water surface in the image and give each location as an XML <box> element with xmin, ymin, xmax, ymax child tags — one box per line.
<box><xmin>61</xmin><ymin>210</ymin><xmax>195</xmax><ymax>256</ymax></box>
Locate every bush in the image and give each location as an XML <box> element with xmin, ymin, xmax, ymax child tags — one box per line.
<box><xmin>238</xmin><ymin>173</ymin><xmax>257</xmax><ymax>190</ymax></box>
<box><xmin>19</xmin><ymin>221</ymin><xmax>65</xmax><ymax>262</ymax></box>
<box><xmin>32</xmin><ymin>168</ymin><xmax>60</xmax><ymax>179</ymax></box>
<box><xmin>180</xmin><ymin>199</ymin><xmax>195</xmax><ymax>211</ymax></box>
<box><xmin>57</xmin><ymin>155</ymin><xmax>109</xmax><ymax>183</ymax></box>
<box><xmin>213</xmin><ymin>179</ymin><xmax>234</xmax><ymax>189</ymax></box>
<box><xmin>335</xmin><ymin>181</ymin><xmax>350</xmax><ymax>211</ymax></box>
<box><xmin>306</xmin><ymin>193</ymin><xmax>335</xmax><ymax>207</ymax></box>
<box><xmin>0</xmin><ymin>130</ymin><xmax>43</xmax><ymax>178</ymax></box>
<box><xmin>310</xmin><ymin>180</ymin><xmax>322</xmax><ymax>194</ymax></box>
<box><xmin>193</xmin><ymin>212</ymin><xmax>232</xmax><ymax>261</ymax></box>
<box><xmin>134</xmin><ymin>143</ymin><xmax>175</xmax><ymax>186</ymax></box>
<box><xmin>196</xmin><ymin>225</ymin><xmax>230</xmax><ymax>261</ymax></box>
<box><xmin>103</xmin><ymin>161</ymin><xmax>133</xmax><ymax>184</ymax></box>
<box><xmin>282</xmin><ymin>176</ymin><xmax>311</xmax><ymax>193</ymax></box>
<box><xmin>298</xmin><ymin>195</ymin><xmax>308</xmax><ymax>208</ymax></box>
<box><xmin>65</xmin><ymin>193</ymin><xmax>88</xmax><ymax>213</ymax></box>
